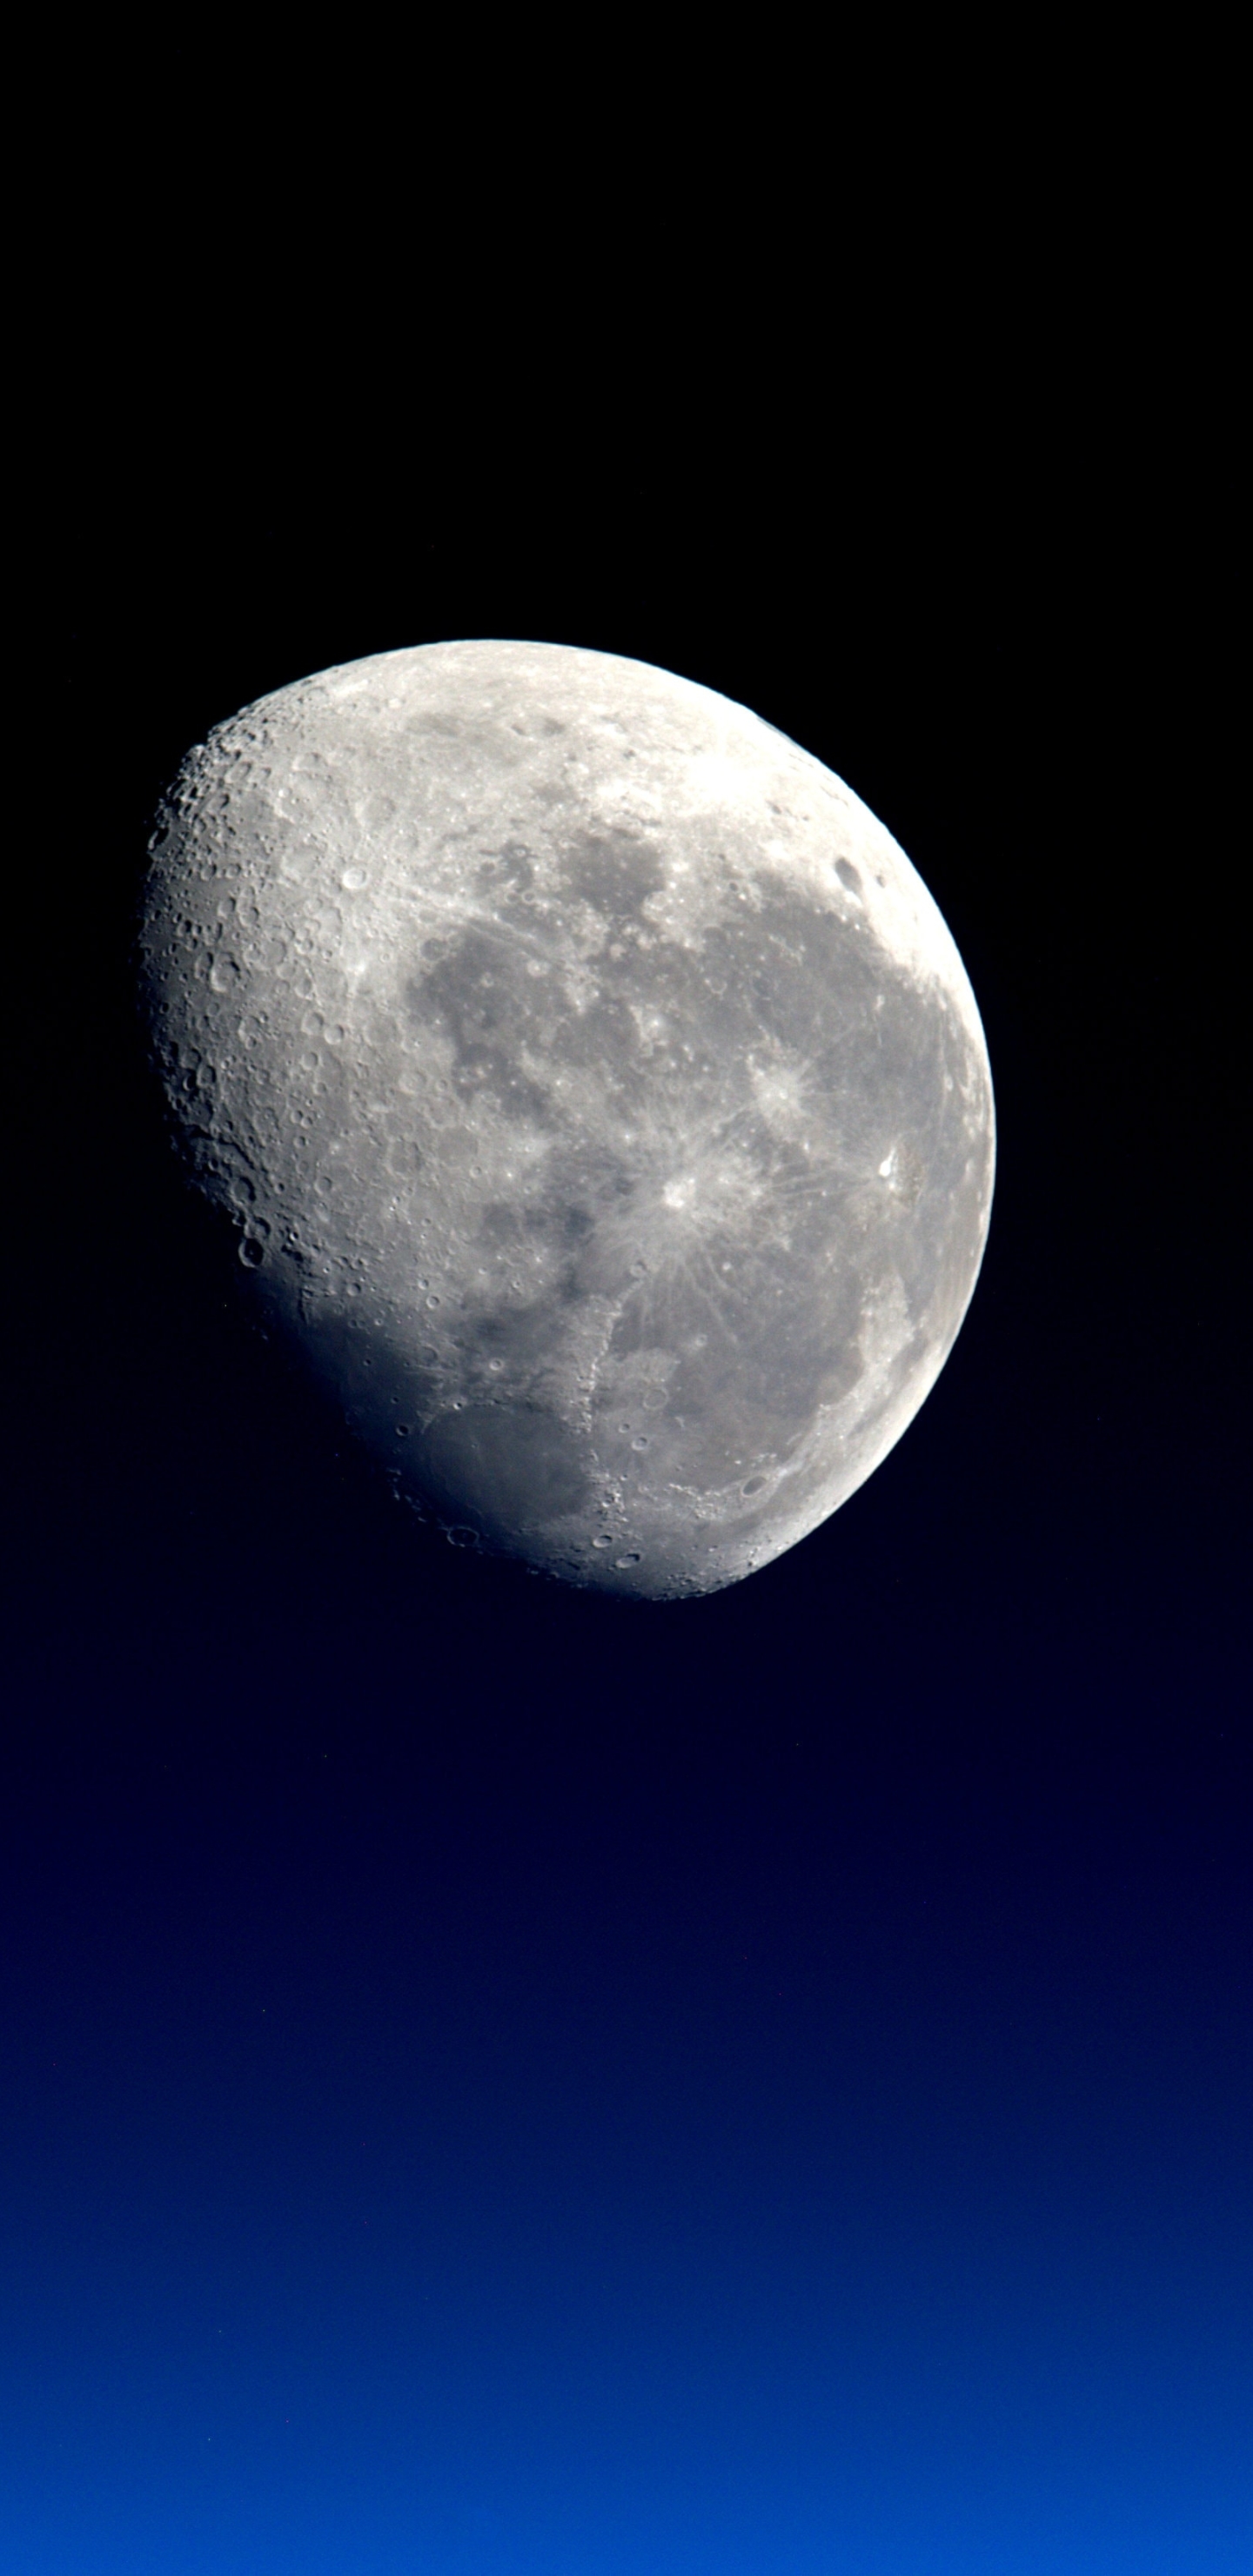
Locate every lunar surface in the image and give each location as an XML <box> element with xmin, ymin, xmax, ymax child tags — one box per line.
<box><xmin>139</xmin><ymin>641</ymin><xmax>995</xmax><ymax>1597</ymax></box>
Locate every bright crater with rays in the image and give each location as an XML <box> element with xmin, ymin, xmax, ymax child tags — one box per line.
<box><xmin>140</xmin><ymin>640</ymin><xmax>995</xmax><ymax>1597</ymax></box>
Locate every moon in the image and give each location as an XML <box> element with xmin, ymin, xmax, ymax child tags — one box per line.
<box><xmin>139</xmin><ymin>641</ymin><xmax>995</xmax><ymax>1598</ymax></box>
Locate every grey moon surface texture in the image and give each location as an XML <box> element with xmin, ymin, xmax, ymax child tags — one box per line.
<box><xmin>140</xmin><ymin>641</ymin><xmax>995</xmax><ymax>1599</ymax></box>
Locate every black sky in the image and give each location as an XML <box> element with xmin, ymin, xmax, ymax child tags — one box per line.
<box><xmin>5</xmin><ymin>313</ymin><xmax>1248</xmax><ymax>2571</ymax></box>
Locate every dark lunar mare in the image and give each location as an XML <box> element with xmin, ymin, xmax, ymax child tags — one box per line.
<box><xmin>263</xmin><ymin>858</ymin><xmax>987</xmax><ymax>1569</ymax></box>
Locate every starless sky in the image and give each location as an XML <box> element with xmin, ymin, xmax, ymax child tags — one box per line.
<box><xmin>5</xmin><ymin>378</ymin><xmax>1247</xmax><ymax>2575</ymax></box>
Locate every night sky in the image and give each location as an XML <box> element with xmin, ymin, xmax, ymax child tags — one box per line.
<box><xmin>6</xmin><ymin>411</ymin><xmax>1246</xmax><ymax>2574</ymax></box>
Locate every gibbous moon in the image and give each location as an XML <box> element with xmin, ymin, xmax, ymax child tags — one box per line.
<box><xmin>140</xmin><ymin>641</ymin><xmax>995</xmax><ymax>1597</ymax></box>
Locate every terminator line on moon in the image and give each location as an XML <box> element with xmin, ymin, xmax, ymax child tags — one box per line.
<box><xmin>140</xmin><ymin>641</ymin><xmax>995</xmax><ymax>1598</ymax></box>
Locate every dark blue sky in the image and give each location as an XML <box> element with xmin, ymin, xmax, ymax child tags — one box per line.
<box><xmin>6</xmin><ymin>397</ymin><xmax>1246</xmax><ymax>2574</ymax></box>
